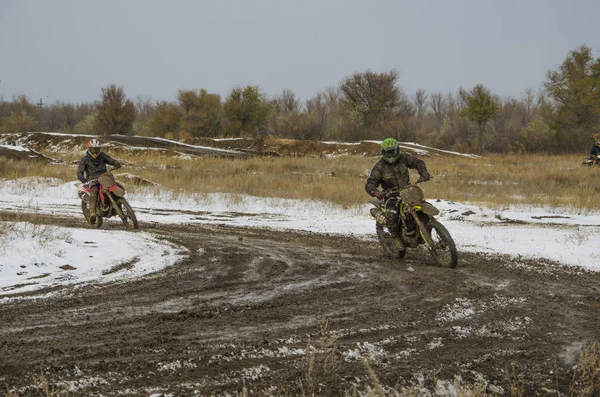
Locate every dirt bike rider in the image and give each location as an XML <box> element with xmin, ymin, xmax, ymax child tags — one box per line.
<box><xmin>588</xmin><ymin>135</ymin><xmax>600</xmax><ymax>162</ymax></box>
<box><xmin>77</xmin><ymin>139</ymin><xmax>121</xmax><ymax>223</ymax></box>
<box><xmin>365</xmin><ymin>138</ymin><xmax>431</xmax><ymax>252</ymax></box>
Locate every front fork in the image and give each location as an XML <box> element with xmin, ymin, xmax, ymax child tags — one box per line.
<box><xmin>106</xmin><ymin>190</ymin><xmax>120</xmax><ymax>213</ymax></box>
<box><xmin>405</xmin><ymin>207</ymin><xmax>435</xmax><ymax>250</ymax></box>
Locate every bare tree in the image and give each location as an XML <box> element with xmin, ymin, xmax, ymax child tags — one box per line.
<box><xmin>305</xmin><ymin>93</ymin><xmax>330</xmax><ymax>140</ymax></box>
<box><xmin>339</xmin><ymin>69</ymin><xmax>404</xmax><ymax>129</ymax></box>
<box><xmin>274</xmin><ymin>89</ymin><xmax>302</xmax><ymax>114</ymax></box>
<box><xmin>429</xmin><ymin>92</ymin><xmax>447</xmax><ymax>133</ymax></box>
<box><xmin>135</xmin><ymin>95</ymin><xmax>155</xmax><ymax>122</ymax></box>
<box><xmin>413</xmin><ymin>90</ymin><xmax>428</xmax><ymax>117</ymax></box>
<box><xmin>412</xmin><ymin>89</ymin><xmax>428</xmax><ymax>133</ymax></box>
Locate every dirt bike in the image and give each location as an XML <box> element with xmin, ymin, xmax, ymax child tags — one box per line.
<box><xmin>78</xmin><ymin>171</ymin><xmax>138</xmax><ymax>230</ymax></box>
<box><xmin>369</xmin><ymin>182</ymin><xmax>458</xmax><ymax>268</ymax></box>
<box><xmin>582</xmin><ymin>156</ymin><xmax>600</xmax><ymax>166</ymax></box>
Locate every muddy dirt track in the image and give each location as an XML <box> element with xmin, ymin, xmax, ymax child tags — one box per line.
<box><xmin>1</xmin><ymin>215</ymin><xmax>600</xmax><ymax>396</ymax></box>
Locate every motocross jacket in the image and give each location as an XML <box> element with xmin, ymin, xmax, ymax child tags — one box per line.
<box><xmin>77</xmin><ymin>152</ymin><xmax>121</xmax><ymax>183</ymax></box>
<box><xmin>589</xmin><ymin>143</ymin><xmax>600</xmax><ymax>160</ymax></box>
<box><xmin>365</xmin><ymin>153</ymin><xmax>428</xmax><ymax>197</ymax></box>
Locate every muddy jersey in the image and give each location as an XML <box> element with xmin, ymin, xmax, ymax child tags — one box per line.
<box><xmin>364</xmin><ymin>153</ymin><xmax>428</xmax><ymax>196</ymax></box>
<box><xmin>589</xmin><ymin>144</ymin><xmax>600</xmax><ymax>159</ymax></box>
<box><xmin>77</xmin><ymin>152</ymin><xmax>121</xmax><ymax>183</ymax></box>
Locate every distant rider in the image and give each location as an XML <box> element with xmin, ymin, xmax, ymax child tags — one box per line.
<box><xmin>588</xmin><ymin>135</ymin><xmax>600</xmax><ymax>162</ymax></box>
<box><xmin>77</xmin><ymin>139</ymin><xmax>121</xmax><ymax>223</ymax></box>
<box><xmin>365</xmin><ymin>138</ymin><xmax>431</xmax><ymax>252</ymax></box>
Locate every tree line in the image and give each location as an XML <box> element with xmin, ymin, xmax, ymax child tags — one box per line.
<box><xmin>1</xmin><ymin>45</ymin><xmax>598</xmax><ymax>154</ymax></box>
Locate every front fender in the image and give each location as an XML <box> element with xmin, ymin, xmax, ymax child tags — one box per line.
<box><xmin>419</xmin><ymin>201</ymin><xmax>439</xmax><ymax>216</ymax></box>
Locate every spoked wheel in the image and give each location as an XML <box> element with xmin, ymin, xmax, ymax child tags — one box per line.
<box><xmin>425</xmin><ymin>220</ymin><xmax>458</xmax><ymax>268</ymax></box>
<box><xmin>376</xmin><ymin>223</ymin><xmax>406</xmax><ymax>259</ymax></box>
<box><xmin>81</xmin><ymin>200</ymin><xmax>103</xmax><ymax>228</ymax></box>
<box><xmin>116</xmin><ymin>198</ymin><xmax>138</xmax><ymax>230</ymax></box>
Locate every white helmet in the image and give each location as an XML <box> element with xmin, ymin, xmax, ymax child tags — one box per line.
<box><xmin>87</xmin><ymin>139</ymin><xmax>101</xmax><ymax>158</ymax></box>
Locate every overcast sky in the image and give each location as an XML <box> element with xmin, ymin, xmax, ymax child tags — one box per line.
<box><xmin>0</xmin><ymin>0</ymin><xmax>599</xmax><ymax>105</ymax></box>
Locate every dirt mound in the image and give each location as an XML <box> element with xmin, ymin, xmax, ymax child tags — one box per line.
<box><xmin>0</xmin><ymin>144</ymin><xmax>57</xmax><ymax>163</ymax></box>
<box><xmin>103</xmin><ymin>135</ymin><xmax>249</xmax><ymax>158</ymax></box>
<box><xmin>0</xmin><ymin>132</ymin><xmax>476</xmax><ymax>160</ymax></box>
<box><xmin>100</xmin><ymin>141</ymin><xmax>184</xmax><ymax>158</ymax></box>
<box><xmin>115</xmin><ymin>172</ymin><xmax>159</xmax><ymax>187</ymax></box>
<box><xmin>186</xmin><ymin>137</ymin><xmax>475</xmax><ymax>158</ymax></box>
<box><xmin>0</xmin><ymin>132</ymin><xmax>90</xmax><ymax>154</ymax></box>
<box><xmin>0</xmin><ymin>133</ymin><xmax>249</xmax><ymax>159</ymax></box>
<box><xmin>186</xmin><ymin>137</ymin><xmax>379</xmax><ymax>157</ymax></box>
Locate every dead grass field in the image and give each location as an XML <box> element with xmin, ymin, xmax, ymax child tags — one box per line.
<box><xmin>2</xmin><ymin>147</ymin><xmax>598</xmax><ymax>212</ymax></box>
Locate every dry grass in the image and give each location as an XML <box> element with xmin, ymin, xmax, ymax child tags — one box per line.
<box><xmin>3</xmin><ymin>148</ymin><xmax>600</xmax><ymax>212</ymax></box>
<box><xmin>3</xmin><ymin>368</ymin><xmax>70</xmax><ymax>397</ymax></box>
<box><xmin>429</xmin><ymin>153</ymin><xmax>600</xmax><ymax>212</ymax></box>
<box><xmin>506</xmin><ymin>362</ymin><xmax>525</xmax><ymax>397</ymax></box>
<box><xmin>99</xmin><ymin>151</ymin><xmax>600</xmax><ymax>213</ymax></box>
<box><xmin>298</xmin><ymin>317</ymin><xmax>341</xmax><ymax>396</ymax></box>
<box><xmin>0</xmin><ymin>219</ymin><xmax>72</xmax><ymax>245</ymax></box>
<box><xmin>0</xmin><ymin>157</ymin><xmax>74</xmax><ymax>181</ymax></box>
<box><xmin>569</xmin><ymin>343</ymin><xmax>600</xmax><ymax>396</ymax></box>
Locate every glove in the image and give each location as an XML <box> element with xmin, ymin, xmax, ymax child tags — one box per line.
<box><xmin>373</xmin><ymin>190</ymin><xmax>384</xmax><ymax>200</ymax></box>
<box><xmin>418</xmin><ymin>171</ymin><xmax>431</xmax><ymax>182</ymax></box>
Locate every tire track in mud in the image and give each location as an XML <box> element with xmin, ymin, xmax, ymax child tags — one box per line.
<box><xmin>1</xmin><ymin>214</ymin><xmax>600</xmax><ymax>395</ymax></box>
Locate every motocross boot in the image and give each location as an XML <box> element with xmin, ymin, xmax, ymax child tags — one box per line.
<box><xmin>387</xmin><ymin>223</ymin><xmax>406</xmax><ymax>252</ymax></box>
<box><xmin>89</xmin><ymin>189</ymin><xmax>98</xmax><ymax>223</ymax></box>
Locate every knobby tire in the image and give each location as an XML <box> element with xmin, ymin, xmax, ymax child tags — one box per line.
<box><xmin>425</xmin><ymin>220</ymin><xmax>458</xmax><ymax>268</ymax></box>
<box><xmin>116</xmin><ymin>198</ymin><xmax>139</xmax><ymax>230</ymax></box>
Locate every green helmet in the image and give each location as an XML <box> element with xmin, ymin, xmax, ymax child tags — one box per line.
<box><xmin>381</xmin><ymin>138</ymin><xmax>400</xmax><ymax>164</ymax></box>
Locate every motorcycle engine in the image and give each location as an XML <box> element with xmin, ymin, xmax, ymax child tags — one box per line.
<box><xmin>401</xmin><ymin>228</ymin><xmax>420</xmax><ymax>247</ymax></box>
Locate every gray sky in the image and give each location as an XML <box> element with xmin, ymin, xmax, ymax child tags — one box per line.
<box><xmin>1</xmin><ymin>0</ymin><xmax>599</xmax><ymax>105</ymax></box>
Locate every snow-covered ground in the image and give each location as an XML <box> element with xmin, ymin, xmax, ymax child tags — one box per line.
<box><xmin>0</xmin><ymin>222</ymin><xmax>185</xmax><ymax>296</ymax></box>
<box><xmin>1</xmin><ymin>174</ymin><xmax>599</xmax><ymax>299</ymax></box>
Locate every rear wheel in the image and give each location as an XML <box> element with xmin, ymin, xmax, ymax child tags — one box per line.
<box><xmin>425</xmin><ymin>220</ymin><xmax>458</xmax><ymax>268</ymax></box>
<box><xmin>116</xmin><ymin>198</ymin><xmax>138</xmax><ymax>230</ymax></box>
<box><xmin>81</xmin><ymin>200</ymin><xmax>102</xmax><ymax>228</ymax></box>
<box><xmin>376</xmin><ymin>223</ymin><xmax>406</xmax><ymax>259</ymax></box>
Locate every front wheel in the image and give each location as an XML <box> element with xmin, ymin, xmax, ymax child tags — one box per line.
<box><xmin>376</xmin><ymin>223</ymin><xmax>406</xmax><ymax>259</ymax></box>
<box><xmin>425</xmin><ymin>220</ymin><xmax>458</xmax><ymax>268</ymax></box>
<box><xmin>116</xmin><ymin>198</ymin><xmax>138</xmax><ymax>230</ymax></box>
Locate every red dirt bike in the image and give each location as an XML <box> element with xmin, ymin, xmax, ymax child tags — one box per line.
<box><xmin>77</xmin><ymin>171</ymin><xmax>138</xmax><ymax>230</ymax></box>
<box><xmin>369</xmin><ymin>182</ymin><xmax>458</xmax><ymax>268</ymax></box>
<box><xmin>582</xmin><ymin>156</ymin><xmax>600</xmax><ymax>166</ymax></box>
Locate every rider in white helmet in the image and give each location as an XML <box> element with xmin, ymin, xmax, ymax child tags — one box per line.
<box><xmin>77</xmin><ymin>139</ymin><xmax>121</xmax><ymax>223</ymax></box>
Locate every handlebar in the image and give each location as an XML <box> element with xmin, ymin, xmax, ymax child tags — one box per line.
<box><xmin>377</xmin><ymin>177</ymin><xmax>433</xmax><ymax>201</ymax></box>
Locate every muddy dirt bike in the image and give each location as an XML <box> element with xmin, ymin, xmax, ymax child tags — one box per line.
<box><xmin>77</xmin><ymin>171</ymin><xmax>138</xmax><ymax>230</ymax></box>
<box><xmin>582</xmin><ymin>156</ymin><xmax>600</xmax><ymax>166</ymax></box>
<box><xmin>369</xmin><ymin>182</ymin><xmax>458</xmax><ymax>268</ymax></box>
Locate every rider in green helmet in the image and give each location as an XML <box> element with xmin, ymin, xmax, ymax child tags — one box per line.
<box><xmin>380</xmin><ymin>138</ymin><xmax>402</xmax><ymax>164</ymax></box>
<box><xmin>365</xmin><ymin>138</ymin><xmax>431</xmax><ymax>252</ymax></box>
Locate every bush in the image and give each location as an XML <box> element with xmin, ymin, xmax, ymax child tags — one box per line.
<box><xmin>93</xmin><ymin>84</ymin><xmax>135</xmax><ymax>136</ymax></box>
